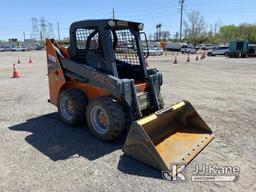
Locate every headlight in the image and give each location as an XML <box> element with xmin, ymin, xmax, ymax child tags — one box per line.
<box><xmin>108</xmin><ymin>20</ymin><xmax>116</xmax><ymax>27</ymax></box>
<box><xmin>138</xmin><ymin>23</ymin><xmax>144</xmax><ymax>30</ymax></box>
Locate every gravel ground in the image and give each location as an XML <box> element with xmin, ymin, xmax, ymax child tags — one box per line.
<box><xmin>0</xmin><ymin>51</ymin><xmax>255</xmax><ymax>192</ymax></box>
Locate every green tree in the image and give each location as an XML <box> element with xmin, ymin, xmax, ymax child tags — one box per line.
<box><xmin>218</xmin><ymin>24</ymin><xmax>256</xmax><ymax>43</ymax></box>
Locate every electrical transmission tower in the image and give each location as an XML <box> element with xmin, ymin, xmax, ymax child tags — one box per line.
<box><xmin>40</xmin><ymin>17</ymin><xmax>48</xmax><ymax>40</ymax></box>
<box><xmin>178</xmin><ymin>0</ymin><xmax>185</xmax><ymax>42</ymax></box>
<box><xmin>31</xmin><ymin>17</ymin><xmax>40</xmax><ymax>41</ymax></box>
<box><xmin>31</xmin><ymin>17</ymin><xmax>56</xmax><ymax>41</ymax></box>
<box><xmin>48</xmin><ymin>22</ymin><xmax>55</xmax><ymax>39</ymax></box>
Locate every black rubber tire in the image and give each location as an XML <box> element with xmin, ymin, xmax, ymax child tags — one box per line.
<box><xmin>208</xmin><ymin>52</ymin><xmax>213</xmax><ymax>57</ymax></box>
<box><xmin>158</xmin><ymin>95</ymin><xmax>165</xmax><ymax>109</ymax></box>
<box><xmin>57</xmin><ymin>89</ymin><xmax>87</xmax><ymax>126</ymax></box>
<box><xmin>86</xmin><ymin>96</ymin><xmax>126</xmax><ymax>141</ymax></box>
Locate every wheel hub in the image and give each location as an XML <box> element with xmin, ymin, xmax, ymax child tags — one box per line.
<box><xmin>90</xmin><ymin>106</ymin><xmax>109</xmax><ymax>135</ymax></box>
<box><xmin>60</xmin><ymin>97</ymin><xmax>74</xmax><ymax>121</ymax></box>
<box><xmin>67</xmin><ymin>102</ymin><xmax>74</xmax><ymax>112</ymax></box>
<box><xmin>98</xmin><ymin>113</ymin><xmax>108</xmax><ymax>124</ymax></box>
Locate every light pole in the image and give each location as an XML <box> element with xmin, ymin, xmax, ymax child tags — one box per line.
<box><xmin>179</xmin><ymin>0</ymin><xmax>185</xmax><ymax>42</ymax></box>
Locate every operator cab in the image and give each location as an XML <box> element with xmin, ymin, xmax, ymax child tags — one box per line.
<box><xmin>68</xmin><ymin>19</ymin><xmax>148</xmax><ymax>81</ymax></box>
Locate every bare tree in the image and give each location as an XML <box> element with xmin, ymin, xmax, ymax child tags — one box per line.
<box><xmin>174</xmin><ymin>32</ymin><xmax>179</xmax><ymax>41</ymax></box>
<box><xmin>214</xmin><ymin>22</ymin><xmax>218</xmax><ymax>35</ymax></box>
<box><xmin>183</xmin><ymin>21</ymin><xmax>189</xmax><ymax>39</ymax></box>
<box><xmin>161</xmin><ymin>31</ymin><xmax>171</xmax><ymax>41</ymax></box>
<box><xmin>148</xmin><ymin>34</ymin><xmax>153</xmax><ymax>41</ymax></box>
<box><xmin>183</xmin><ymin>10</ymin><xmax>206</xmax><ymax>45</ymax></box>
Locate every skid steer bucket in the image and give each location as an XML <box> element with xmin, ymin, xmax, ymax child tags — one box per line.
<box><xmin>123</xmin><ymin>101</ymin><xmax>214</xmax><ymax>171</ymax></box>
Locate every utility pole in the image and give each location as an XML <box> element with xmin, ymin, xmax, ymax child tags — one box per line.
<box><xmin>40</xmin><ymin>31</ymin><xmax>43</xmax><ymax>45</ymax></box>
<box><xmin>23</xmin><ymin>32</ymin><xmax>26</xmax><ymax>41</ymax></box>
<box><xmin>57</xmin><ymin>22</ymin><xmax>60</xmax><ymax>41</ymax></box>
<box><xmin>112</xmin><ymin>8</ymin><xmax>115</xmax><ymax>19</ymax></box>
<box><xmin>156</xmin><ymin>24</ymin><xmax>161</xmax><ymax>41</ymax></box>
<box><xmin>179</xmin><ymin>0</ymin><xmax>185</xmax><ymax>42</ymax></box>
<box><xmin>156</xmin><ymin>25</ymin><xmax>158</xmax><ymax>41</ymax></box>
<box><xmin>159</xmin><ymin>24</ymin><xmax>162</xmax><ymax>41</ymax></box>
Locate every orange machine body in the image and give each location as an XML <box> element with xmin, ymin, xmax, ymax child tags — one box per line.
<box><xmin>46</xmin><ymin>39</ymin><xmax>147</xmax><ymax>106</ymax></box>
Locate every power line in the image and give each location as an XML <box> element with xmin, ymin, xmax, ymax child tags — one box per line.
<box><xmin>187</xmin><ymin>0</ymin><xmax>256</xmax><ymax>6</ymax></box>
<box><xmin>1</xmin><ymin>3</ymin><xmax>255</xmax><ymax>29</ymax></box>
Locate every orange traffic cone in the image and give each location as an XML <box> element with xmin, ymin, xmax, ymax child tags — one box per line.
<box><xmin>12</xmin><ymin>64</ymin><xmax>20</xmax><ymax>78</ymax></box>
<box><xmin>173</xmin><ymin>53</ymin><xmax>178</xmax><ymax>64</ymax></box>
<box><xmin>17</xmin><ymin>57</ymin><xmax>21</xmax><ymax>64</ymax></box>
<box><xmin>29</xmin><ymin>56</ymin><xmax>32</xmax><ymax>64</ymax></box>
<box><xmin>186</xmin><ymin>54</ymin><xmax>190</xmax><ymax>62</ymax></box>
<box><xmin>196</xmin><ymin>53</ymin><xmax>199</xmax><ymax>61</ymax></box>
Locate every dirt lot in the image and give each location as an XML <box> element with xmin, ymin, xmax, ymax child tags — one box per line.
<box><xmin>0</xmin><ymin>51</ymin><xmax>255</xmax><ymax>192</ymax></box>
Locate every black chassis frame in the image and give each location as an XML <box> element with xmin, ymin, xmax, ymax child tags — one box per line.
<box><xmin>59</xmin><ymin>19</ymin><xmax>163</xmax><ymax>119</ymax></box>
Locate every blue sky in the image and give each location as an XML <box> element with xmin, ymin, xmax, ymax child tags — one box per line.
<box><xmin>0</xmin><ymin>0</ymin><xmax>255</xmax><ymax>40</ymax></box>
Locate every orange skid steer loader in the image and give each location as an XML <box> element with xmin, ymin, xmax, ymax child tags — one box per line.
<box><xmin>46</xmin><ymin>19</ymin><xmax>214</xmax><ymax>171</ymax></box>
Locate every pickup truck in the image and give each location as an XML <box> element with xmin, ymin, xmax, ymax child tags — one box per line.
<box><xmin>11</xmin><ymin>46</ymin><xmax>27</xmax><ymax>51</ymax></box>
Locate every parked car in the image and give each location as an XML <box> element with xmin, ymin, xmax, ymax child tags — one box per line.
<box><xmin>180</xmin><ymin>45</ymin><xmax>196</xmax><ymax>54</ymax></box>
<box><xmin>196</xmin><ymin>44</ymin><xmax>205</xmax><ymax>50</ymax></box>
<box><xmin>35</xmin><ymin>45</ymin><xmax>44</xmax><ymax>50</ymax></box>
<box><xmin>11</xmin><ymin>46</ymin><xmax>27</xmax><ymax>52</ymax></box>
<box><xmin>201</xmin><ymin>44</ymin><xmax>218</xmax><ymax>50</ymax></box>
<box><xmin>144</xmin><ymin>47</ymin><xmax>163</xmax><ymax>56</ymax></box>
<box><xmin>3</xmin><ymin>46</ymin><xmax>12</xmax><ymax>51</ymax></box>
<box><xmin>207</xmin><ymin>46</ymin><xmax>229</xmax><ymax>57</ymax></box>
<box><xmin>0</xmin><ymin>47</ymin><xmax>5</xmax><ymax>52</ymax></box>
